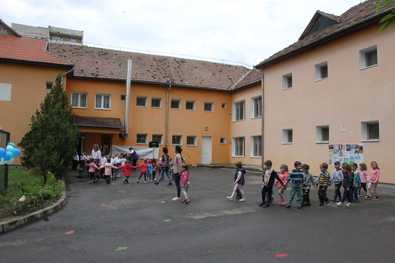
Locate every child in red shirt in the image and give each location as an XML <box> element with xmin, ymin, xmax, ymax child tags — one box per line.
<box><xmin>118</xmin><ymin>160</ymin><xmax>134</xmax><ymax>184</ymax></box>
<box><xmin>134</xmin><ymin>159</ymin><xmax>148</xmax><ymax>183</ymax></box>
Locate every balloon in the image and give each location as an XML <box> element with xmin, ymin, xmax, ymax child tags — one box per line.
<box><xmin>6</xmin><ymin>148</ymin><xmax>15</xmax><ymax>156</ymax></box>
<box><xmin>0</xmin><ymin>158</ymin><xmax>4</xmax><ymax>165</ymax></box>
<box><xmin>6</xmin><ymin>145</ymin><xmax>14</xmax><ymax>151</ymax></box>
<box><xmin>0</xmin><ymin>148</ymin><xmax>6</xmax><ymax>158</ymax></box>
<box><xmin>5</xmin><ymin>158</ymin><xmax>14</xmax><ymax>165</ymax></box>
<box><xmin>4</xmin><ymin>151</ymin><xmax>13</xmax><ymax>161</ymax></box>
<box><xmin>13</xmin><ymin>148</ymin><xmax>21</xmax><ymax>158</ymax></box>
<box><xmin>8</xmin><ymin>142</ymin><xmax>16</xmax><ymax>148</ymax></box>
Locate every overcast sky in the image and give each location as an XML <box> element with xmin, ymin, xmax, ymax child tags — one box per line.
<box><xmin>1</xmin><ymin>0</ymin><xmax>365</xmax><ymax>68</ymax></box>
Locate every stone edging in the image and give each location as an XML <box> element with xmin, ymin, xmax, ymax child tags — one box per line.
<box><xmin>0</xmin><ymin>180</ymin><xmax>67</xmax><ymax>235</ymax></box>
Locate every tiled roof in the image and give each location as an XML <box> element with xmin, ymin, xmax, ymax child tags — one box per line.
<box><xmin>48</xmin><ymin>43</ymin><xmax>252</xmax><ymax>91</ymax></box>
<box><xmin>75</xmin><ymin>116</ymin><xmax>123</xmax><ymax>129</ymax></box>
<box><xmin>231</xmin><ymin>69</ymin><xmax>262</xmax><ymax>90</ymax></box>
<box><xmin>0</xmin><ymin>34</ymin><xmax>71</xmax><ymax>66</ymax></box>
<box><xmin>256</xmin><ymin>0</ymin><xmax>395</xmax><ymax>68</ymax></box>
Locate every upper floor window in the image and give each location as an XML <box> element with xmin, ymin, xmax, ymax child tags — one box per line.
<box><xmin>151</xmin><ymin>97</ymin><xmax>162</xmax><ymax>108</ymax></box>
<box><xmin>316</xmin><ymin>125</ymin><xmax>329</xmax><ymax>143</ymax></box>
<box><xmin>282</xmin><ymin>73</ymin><xmax>293</xmax><ymax>90</ymax></box>
<box><xmin>136</xmin><ymin>134</ymin><xmax>148</xmax><ymax>144</ymax></box>
<box><xmin>152</xmin><ymin>134</ymin><xmax>163</xmax><ymax>145</ymax></box>
<box><xmin>171</xmin><ymin>99</ymin><xmax>181</xmax><ymax>109</ymax></box>
<box><xmin>95</xmin><ymin>94</ymin><xmax>110</xmax><ymax>110</ymax></box>
<box><xmin>360</xmin><ymin>46</ymin><xmax>377</xmax><ymax>69</ymax></box>
<box><xmin>46</xmin><ymin>82</ymin><xmax>53</xmax><ymax>90</ymax></box>
<box><xmin>204</xmin><ymin>102</ymin><xmax>214</xmax><ymax>112</ymax></box>
<box><xmin>71</xmin><ymin>92</ymin><xmax>87</xmax><ymax>108</ymax></box>
<box><xmin>136</xmin><ymin>96</ymin><xmax>147</xmax><ymax>107</ymax></box>
<box><xmin>361</xmin><ymin>121</ymin><xmax>379</xmax><ymax>141</ymax></box>
<box><xmin>233</xmin><ymin>100</ymin><xmax>245</xmax><ymax>121</ymax></box>
<box><xmin>251</xmin><ymin>96</ymin><xmax>262</xmax><ymax>118</ymax></box>
<box><xmin>186</xmin><ymin>100</ymin><xmax>195</xmax><ymax>110</ymax></box>
<box><xmin>282</xmin><ymin>129</ymin><xmax>293</xmax><ymax>144</ymax></box>
<box><xmin>315</xmin><ymin>62</ymin><xmax>328</xmax><ymax>81</ymax></box>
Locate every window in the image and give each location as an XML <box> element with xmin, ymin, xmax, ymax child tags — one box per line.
<box><xmin>204</xmin><ymin>102</ymin><xmax>214</xmax><ymax>112</ymax></box>
<box><xmin>222</xmin><ymin>103</ymin><xmax>227</xmax><ymax>109</ymax></box>
<box><xmin>360</xmin><ymin>46</ymin><xmax>378</xmax><ymax>69</ymax></box>
<box><xmin>233</xmin><ymin>101</ymin><xmax>245</xmax><ymax>121</ymax></box>
<box><xmin>315</xmin><ymin>62</ymin><xmax>328</xmax><ymax>81</ymax></box>
<box><xmin>0</xmin><ymin>83</ymin><xmax>12</xmax><ymax>101</ymax></box>
<box><xmin>152</xmin><ymin>134</ymin><xmax>163</xmax><ymax>145</ymax></box>
<box><xmin>251</xmin><ymin>96</ymin><xmax>262</xmax><ymax>118</ymax></box>
<box><xmin>136</xmin><ymin>96</ymin><xmax>147</xmax><ymax>107</ymax></box>
<box><xmin>282</xmin><ymin>73</ymin><xmax>293</xmax><ymax>90</ymax></box>
<box><xmin>361</xmin><ymin>121</ymin><xmax>379</xmax><ymax>141</ymax></box>
<box><xmin>68</xmin><ymin>38</ymin><xmax>76</xmax><ymax>42</ymax></box>
<box><xmin>136</xmin><ymin>134</ymin><xmax>148</xmax><ymax>144</ymax></box>
<box><xmin>71</xmin><ymin>92</ymin><xmax>87</xmax><ymax>108</ymax></box>
<box><xmin>187</xmin><ymin>136</ymin><xmax>197</xmax><ymax>146</ymax></box>
<box><xmin>282</xmin><ymin>129</ymin><xmax>293</xmax><ymax>144</ymax></box>
<box><xmin>316</xmin><ymin>126</ymin><xmax>329</xmax><ymax>143</ymax></box>
<box><xmin>121</xmin><ymin>95</ymin><xmax>126</xmax><ymax>101</ymax></box>
<box><xmin>251</xmin><ymin>136</ymin><xmax>262</xmax><ymax>157</ymax></box>
<box><xmin>220</xmin><ymin>137</ymin><xmax>226</xmax><ymax>144</ymax></box>
<box><xmin>151</xmin><ymin>97</ymin><xmax>162</xmax><ymax>108</ymax></box>
<box><xmin>95</xmin><ymin>94</ymin><xmax>110</xmax><ymax>109</ymax></box>
<box><xmin>52</xmin><ymin>36</ymin><xmax>62</xmax><ymax>41</ymax></box>
<box><xmin>172</xmin><ymin>135</ymin><xmax>182</xmax><ymax>145</ymax></box>
<box><xmin>171</xmin><ymin>99</ymin><xmax>181</xmax><ymax>109</ymax></box>
<box><xmin>186</xmin><ymin>100</ymin><xmax>195</xmax><ymax>110</ymax></box>
<box><xmin>233</xmin><ymin>137</ymin><xmax>245</xmax><ymax>157</ymax></box>
<box><xmin>46</xmin><ymin>82</ymin><xmax>53</xmax><ymax>90</ymax></box>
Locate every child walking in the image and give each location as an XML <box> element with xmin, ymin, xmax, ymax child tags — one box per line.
<box><xmin>329</xmin><ymin>161</ymin><xmax>343</xmax><ymax>205</ymax></box>
<box><xmin>365</xmin><ymin>161</ymin><xmax>380</xmax><ymax>200</ymax></box>
<box><xmin>118</xmin><ymin>160</ymin><xmax>134</xmax><ymax>184</ymax></box>
<box><xmin>99</xmin><ymin>159</ymin><xmax>119</xmax><ymax>184</ymax></box>
<box><xmin>285</xmin><ymin>161</ymin><xmax>304</xmax><ymax>209</ymax></box>
<box><xmin>316</xmin><ymin>163</ymin><xmax>331</xmax><ymax>206</ymax></box>
<box><xmin>135</xmin><ymin>159</ymin><xmax>148</xmax><ymax>183</ymax></box>
<box><xmin>302</xmin><ymin>163</ymin><xmax>316</xmax><ymax>207</ymax></box>
<box><xmin>337</xmin><ymin>163</ymin><xmax>354</xmax><ymax>207</ymax></box>
<box><xmin>359</xmin><ymin>163</ymin><xmax>368</xmax><ymax>196</ymax></box>
<box><xmin>180</xmin><ymin>164</ymin><xmax>190</xmax><ymax>204</ymax></box>
<box><xmin>260</xmin><ymin>160</ymin><xmax>284</xmax><ymax>208</ymax></box>
<box><xmin>351</xmin><ymin>163</ymin><xmax>360</xmax><ymax>202</ymax></box>
<box><xmin>87</xmin><ymin>158</ymin><xmax>99</xmax><ymax>184</ymax></box>
<box><xmin>226</xmin><ymin>162</ymin><xmax>246</xmax><ymax>202</ymax></box>
<box><xmin>276</xmin><ymin>164</ymin><xmax>288</xmax><ymax>206</ymax></box>
<box><xmin>146</xmin><ymin>159</ymin><xmax>153</xmax><ymax>182</ymax></box>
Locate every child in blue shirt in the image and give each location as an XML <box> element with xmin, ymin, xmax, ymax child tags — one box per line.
<box><xmin>285</xmin><ymin>161</ymin><xmax>304</xmax><ymax>209</ymax></box>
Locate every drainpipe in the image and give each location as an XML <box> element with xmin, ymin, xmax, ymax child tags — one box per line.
<box><xmin>253</xmin><ymin>68</ymin><xmax>264</xmax><ymax>168</ymax></box>
<box><xmin>61</xmin><ymin>67</ymin><xmax>75</xmax><ymax>85</ymax></box>
<box><xmin>124</xmin><ymin>59</ymin><xmax>132</xmax><ymax>139</ymax></box>
<box><xmin>165</xmin><ymin>84</ymin><xmax>172</xmax><ymax>146</ymax></box>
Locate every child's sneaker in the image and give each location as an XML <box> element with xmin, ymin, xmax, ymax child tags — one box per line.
<box><xmin>184</xmin><ymin>199</ymin><xmax>190</xmax><ymax>204</ymax></box>
<box><xmin>144</xmin><ymin>181</ymin><xmax>147</xmax><ymax>184</ymax></box>
<box><xmin>136</xmin><ymin>180</ymin><xmax>139</xmax><ymax>183</ymax></box>
<box><xmin>346</xmin><ymin>202</ymin><xmax>353</xmax><ymax>206</ymax></box>
<box><xmin>277</xmin><ymin>201</ymin><xmax>283</xmax><ymax>205</ymax></box>
<box><xmin>285</xmin><ymin>204</ymin><xmax>291</xmax><ymax>208</ymax></box>
<box><xmin>373</xmin><ymin>196</ymin><xmax>379</xmax><ymax>200</ymax></box>
<box><xmin>297</xmin><ymin>204</ymin><xmax>302</xmax><ymax>209</ymax></box>
<box><xmin>172</xmin><ymin>196</ymin><xmax>180</xmax><ymax>201</ymax></box>
<box><xmin>326</xmin><ymin>201</ymin><xmax>332</xmax><ymax>206</ymax></box>
<box><xmin>336</xmin><ymin>202</ymin><xmax>343</xmax><ymax>206</ymax></box>
<box><xmin>239</xmin><ymin>198</ymin><xmax>246</xmax><ymax>202</ymax></box>
<box><xmin>226</xmin><ymin>196</ymin><xmax>233</xmax><ymax>200</ymax></box>
<box><xmin>364</xmin><ymin>195</ymin><xmax>370</xmax><ymax>200</ymax></box>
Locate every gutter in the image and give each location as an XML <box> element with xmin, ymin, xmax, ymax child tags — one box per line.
<box><xmin>165</xmin><ymin>84</ymin><xmax>172</xmax><ymax>146</ymax></box>
<box><xmin>253</xmin><ymin>68</ymin><xmax>264</xmax><ymax>168</ymax></box>
<box><xmin>124</xmin><ymin>59</ymin><xmax>132</xmax><ymax>139</ymax></box>
<box><xmin>61</xmin><ymin>67</ymin><xmax>75</xmax><ymax>85</ymax></box>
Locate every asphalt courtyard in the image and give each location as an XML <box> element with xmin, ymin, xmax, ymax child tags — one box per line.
<box><xmin>1</xmin><ymin>166</ymin><xmax>395</xmax><ymax>263</ymax></box>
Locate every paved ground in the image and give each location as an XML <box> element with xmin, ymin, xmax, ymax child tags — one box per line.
<box><xmin>1</xmin><ymin>167</ymin><xmax>395</xmax><ymax>263</ymax></box>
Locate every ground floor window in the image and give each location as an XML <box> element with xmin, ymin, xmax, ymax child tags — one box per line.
<box><xmin>232</xmin><ymin>137</ymin><xmax>245</xmax><ymax>157</ymax></box>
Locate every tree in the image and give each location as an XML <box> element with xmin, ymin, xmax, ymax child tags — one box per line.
<box><xmin>19</xmin><ymin>73</ymin><xmax>78</xmax><ymax>183</ymax></box>
<box><xmin>375</xmin><ymin>0</ymin><xmax>395</xmax><ymax>32</ymax></box>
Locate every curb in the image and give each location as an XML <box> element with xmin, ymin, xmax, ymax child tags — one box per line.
<box><xmin>0</xmin><ymin>180</ymin><xmax>67</xmax><ymax>235</ymax></box>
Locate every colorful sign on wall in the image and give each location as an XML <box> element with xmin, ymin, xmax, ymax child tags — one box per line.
<box><xmin>329</xmin><ymin>144</ymin><xmax>363</xmax><ymax>166</ymax></box>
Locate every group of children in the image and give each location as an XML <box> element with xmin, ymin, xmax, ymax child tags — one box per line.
<box><xmin>227</xmin><ymin>160</ymin><xmax>381</xmax><ymax>209</ymax></box>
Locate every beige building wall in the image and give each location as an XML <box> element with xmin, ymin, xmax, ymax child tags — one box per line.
<box><xmin>261</xmin><ymin>24</ymin><xmax>395</xmax><ymax>183</ymax></box>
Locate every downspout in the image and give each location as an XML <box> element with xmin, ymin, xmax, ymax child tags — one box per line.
<box><xmin>124</xmin><ymin>59</ymin><xmax>132</xmax><ymax>139</ymax></box>
<box><xmin>61</xmin><ymin>67</ymin><xmax>74</xmax><ymax>85</ymax></box>
<box><xmin>253</xmin><ymin>68</ymin><xmax>264</xmax><ymax>168</ymax></box>
<box><xmin>165</xmin><ymin>84</ymin><xmax>172</xmax><ymax>146</ymax></box>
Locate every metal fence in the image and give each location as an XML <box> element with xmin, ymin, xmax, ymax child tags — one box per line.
<box><xmin>0</xmin><ymin>130</ymin><xmax>10</xmax><ymax>195</ymax></box>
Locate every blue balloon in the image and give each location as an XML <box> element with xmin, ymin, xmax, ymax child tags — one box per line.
<box><xmin>4</xmin><ymin>151</ymin><xmax>13</xmax><ymax>161</ymax></box>
<box><xmin>13</xmin><ymin>148</ymin><xmax>21</xmax><ymax>158</ymax></box>
<box><xmin>0</xmin><ymin>148</ymin><xmax>6</xmax><ymax>158</ymax></box>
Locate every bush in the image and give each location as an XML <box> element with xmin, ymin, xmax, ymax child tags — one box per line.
<box><xmin>0</xmin><ymin>168</ymin><xmax>62</xmax><ymax>220</ymax></box>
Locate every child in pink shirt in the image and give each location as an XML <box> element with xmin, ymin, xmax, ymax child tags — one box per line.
<box><xmin>87</xmin><ymin>158</ymin><xmax>100</xmax><ymax>184</ymax></box>
<box><xmin>358</xmin><ymin>163</ymin><xmax>368</xmax><ymax>195</ymax></box>
<box><xmin>276</xmin><ymin>164</ymin><xmax>289</xmax><ymax>205</ymax></box>
<box><xmin>180</xmin><ymin>164</ymin><xmax>190</xmax><ymax>204</ymax></box>
<box><xmin>365</xmin><ymin>161</ymin><xmax>380</xmax><ymax>200</ymax></box>
<box><xmin>99</xmin><ymin>159</ymin><xmax>118</xmax><ymax>184</ymax></box>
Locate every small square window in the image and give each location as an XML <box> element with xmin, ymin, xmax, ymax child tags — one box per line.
<box><xmin>204</xmin><ymin>102</ymin><xmax>214</xmax><ymax>112</ymax></box>
<box><xmin>171</xmin><ymin>99</ymin><xmax>181</xmax><ymax>109</ymax></box>
<box><xmin>220</xmin><ymin>138</ymin><xmax>226</xmax><ymax>144</ymax></box>
<box><xmin>315</xmin><ymin>62</ymin><xmax>328</xmax><ymax>81</ymax></box>
<box><xmin>151</xmin><ymin>97</ymin><xmax>162</xmax><ymax>108</ymax></box>
<box><xmin>186</xmin><ymin>100</ymin><xmax>195</xmax><ymax>110</ymax></box>
<box><xmin>136</xmin><ymin>96</ymin><xmax>147</xmax><ymax>107</ymax></box>
<box><xmin>152</xmin><ymin>134</ymin><xmax>163</xmax><ymax>145</ymax></box>
<box><xmin>282</xmin><ymin>73</ymin><xmax>292</xmax><ymax>90</ymax></box>
<box><xmin>282</xmin><ymin>129</ymin><xmax>293</xmax><ymax>144</ymax></box>
<box><xmin>46</xmin><ymin>82</ymin><xmax>53</xmax><ymax>90</ymax></box>
<box><xmin>136</xmin><ymin>134</ymin><xmax>148</xmax><ymax>144</ymax></box>
<box><xmin>361</xmin><ymin>121</ymin><xmax>379</xmax><ymax>141</ymax></box>
<box><xmin>316</xmin><ymin>126</ymin><xmax>329</xmax><ymax>143</ymax></box>
<box><xmin>121</xmin><ymin>95</ymin><xmax>126</xmax><ymax>101</ymax></box>
<box><xmin>187</xmin><ymin>136</ymin><xmax>197</xmax><ymax>146</ymax></box>
<box><xmin>222</xmin><ymin>103</ymin><xmax>227</xmax><ymax>109</ymax></box>
<box><xmin>172</xmin><ymin>135</ymin><xmax>182</xmax><ymax>145</ymax></box>
<box><xmin>360</xmin><ymin>46</ymin><xmax>378</xmax><ymax>69</ymax></box>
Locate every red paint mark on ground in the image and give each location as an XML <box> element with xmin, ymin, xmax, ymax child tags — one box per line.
<box><xmin>275</xmin><ymin>254</ymin><xmax>288</xmax><ymax>257</ymax></box>
<box><xmin>101</xmin><ymin>203</ymin><xmax>106</xmax><ymax>206</ymax></box>
<box><xmin>66</xmin><ymin>230</ymin><xmax>75</xmax><ymax>235</ymax></box>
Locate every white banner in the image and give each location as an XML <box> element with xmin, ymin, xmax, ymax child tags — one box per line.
<box><xmin>111</xmin><ymin>145</ymin><xmax>159</xmax><ymax>159</ymax></box>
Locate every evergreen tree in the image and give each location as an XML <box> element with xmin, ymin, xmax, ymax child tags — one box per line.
<box><xmin>19</xmin><ymin>73</ymin><xmax>77</xmax><ymax>183</ymax></box>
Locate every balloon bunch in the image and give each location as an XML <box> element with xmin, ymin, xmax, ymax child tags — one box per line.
<box><xmin>0</xmin><ymin>142</ymin><xmax>21</xmax><ymax>165</ymax></box>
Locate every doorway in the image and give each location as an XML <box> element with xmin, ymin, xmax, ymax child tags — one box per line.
<box><xmin>201</xmin><ymin>136</ymin><xmax>212</xmax><ymax>164</ymax></box>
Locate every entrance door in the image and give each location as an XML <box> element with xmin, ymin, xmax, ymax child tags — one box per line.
<box><xmin>201</xmin><ymin>136</ymin><xmax>212</xmax><ymax>164</ymax></box>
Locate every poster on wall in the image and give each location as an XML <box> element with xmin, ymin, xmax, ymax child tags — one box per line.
<box><xmin>328</xmin><ymin>144</ymin><xmax>363</xmax><ymax>166</ymax></box>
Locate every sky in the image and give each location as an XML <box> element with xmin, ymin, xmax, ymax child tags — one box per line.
<box><xmin>0</xmin><ymin>0</ymin><xmax>365</xmax><ymax>68</ymax></box>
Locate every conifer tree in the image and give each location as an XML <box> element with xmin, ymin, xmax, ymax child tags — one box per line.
<box><xmin>19</xmin><ymin>73</ymin><xmax>77</xmax><ymax>183</ymax></box>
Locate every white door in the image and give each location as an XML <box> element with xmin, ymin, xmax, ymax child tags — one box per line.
<box><xmin>201</xmin><ymin>136</ymin><xmax>212</xmax><ymax>164</ymax></box>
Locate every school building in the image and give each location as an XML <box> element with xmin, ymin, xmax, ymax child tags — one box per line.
<box><xmin>1</xmin><ymin>0</ymin><xmax>394</xmax><ymax>183</ymax></box>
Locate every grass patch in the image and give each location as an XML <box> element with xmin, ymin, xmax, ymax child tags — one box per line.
<box><xmin>0</xmin><ymin>168</ymin><xmax>62</xmax><ymax>222</ymax></box>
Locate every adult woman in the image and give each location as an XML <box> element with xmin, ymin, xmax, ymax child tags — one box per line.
<box><xmin>172</xmin><ymin>145</ymin><xmax>184</xmax><ymax>201</ymax></box>
<box><xmin>91</xmin><ymin>144</ymin><xmax>101</xmax><ymax>178</ymax></box>
<box><xmin>154</xmin><ymin>147</ymin><xmax>172</xmax><ymax>185</ymax></box>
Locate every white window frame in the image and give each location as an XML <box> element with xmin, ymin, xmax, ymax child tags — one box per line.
<box><xmin>136</xmin><ymin>134</ymin><xmax>148</xmax><ymax>144</ymax></box>
<box><xmin>136</xmin><ymin>96</ymin><xmax>147</xmax><ymax>107</ymax></box>
<box><xmin>151</xmin><ymin>97</ymin><xmax>162</xmax><ymax>108</ymax></box>
<box><xmin>315</xmin><ymin>62</ymin><xmax>328</xmax><ymax>81</ymax></box>
<box><xmin>172</xmin><ymin>135</ymin><xmax>182</xmax><ymax>145</ymax></box>
<box><xmin>46</xmin><ymin>82</ymin><xmax>53</xmax><ymax>90</ymax></box>
<box><xmin>186</xmin><ymin>100</ymin><xmax>196</xmax><ymax>110</ymax></box>
<box><xmin>95</xmin><ymin>94</ymin><xmax>111</xmax><ymax>110</ymax></box>
<box><xmin>204</xmin><ymin>102</ymin><xmax>214</xmax><ymax>112</ymax></box>
<box><xmin>251</xmin><ymin>136</ymin><xmax>262</xmax><ymax>157</ymax></box>
<box><xmin>171</xmin><ymin>99</ymin><xmax>181</xmax><ymax>109</ymax></box>
<box><xmin>152</xmin><ymin>134</ymin><xmax>163</xmax><ymax>145</ymax></box>
<box><xmin>316</xmin><ymin>125</ymin><xmax>329</xmax><ymax>143</ymax></box>
<box><xmin>233</xmin><ymin>100</ymin><xmax>245</xmax><ymax>121</ymax></box>
<box><xmin>361</xmin><ymin>121</ymin><xmax>380</xmax><ymax>142</ymax></box>
<box><xmin>186</xmin><ymin>136</ymin><xmax>197</xmax><ymax>146</ymax></box>
<box><xmin>282</xmin><ymin>129</ymin><xmax>293</xmax><ymax>144</ymax></box>
<box><xmin>282</xmin><ymin>73</ymin><xmax>293</xmax><ymax>90</ymax></box>
<box><xmin>71</xmin><ymin>92</ymin><xmax>87</xmax><ymax>108</ymax></box>
<box><xmin>251</xmin><ymin>96</ymin><xmax>262</xmax><ymax>118</ymax></box>
<box><xmin>232</xmin><ymin>137</ymin><xmax>245</xmax><ymax>157</ymax></box>
<box><xmin>220</xmin><ymin>137</ymin><xmax>227</xmax><ymax>144</ymax></box>
<box><xmin>359</xmin><ymin>46</ymin><xmax>378</xmax><ymax>69</ymax></box>
<box><xmin>222</xmin><ymin>103</ymin><xmax>227</xmax><ymax>109</ymax></box>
